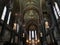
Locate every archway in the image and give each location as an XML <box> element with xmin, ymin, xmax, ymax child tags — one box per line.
<box><xmin>25</xmin><ymin>22</ymin><xmax>40</xmax><ymax>45</ymax></box>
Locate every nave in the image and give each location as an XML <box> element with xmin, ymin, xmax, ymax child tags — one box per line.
<box><xmin>0</xmin><ymin>0</ymin><xmax>60</xmax><ymax>45</ymax></box>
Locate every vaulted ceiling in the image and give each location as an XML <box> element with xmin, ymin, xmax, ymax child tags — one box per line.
<box><xmin>13</xmin><ymin>0</ymin><xmax>41</xmax><ymax>23</ymax></box>
<box><xmin>0</xmin><ymin>0</ymin><xmax>60</xmax><ymax>25</ymax></box>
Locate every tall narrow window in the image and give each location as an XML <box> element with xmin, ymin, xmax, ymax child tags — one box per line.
<box><xmin>53</xmin><ymin>6</ymin><xmax>59</xmax><ymax>19</ymax></box>
<box><xmin>17</xmin><ymin>24</ymin><xmax>19</xmax><ymax>33</ymax></box>
<box><xmin>32</xmin><ymin>31</ymin><xmax>34</xmax><ymax>38</ymax></box>
<box><xmin>7</xmin><ymin>11</ymin><xmax>11</xmax><ymax>24</ymax></box>
<box><xmin>29</xmin><ymin>31</ymin><xmax>31</xmax><ymax>40</ymax></box>
<box><xmin>53</xmin><ymin>2</ymin><xmax>60</xmax><ymax>19</ymax></box>
<box><xmin>35</xmin><ymin>30</ymin><xmax>37</xmax><ymax>40</ymax></box>
<box><xmin>54</xmin><ymin>2</ymin><xmax>60</xmax><ymax>16</ymax></box>
<box><xmin>1</xmin><ymin>6</ymin><xmax>7</xmax><ymax>21</ymax></box>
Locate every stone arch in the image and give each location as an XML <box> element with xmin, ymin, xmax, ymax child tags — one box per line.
<box><xmin>23</xmin><ymin>5</ymin><xmax>40</xmax><ymax>15</ymax></box>
<box><xmin>26</xmin><ymin>20</ymin><xmax>38</xmax><ymax>31</ymax></box>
